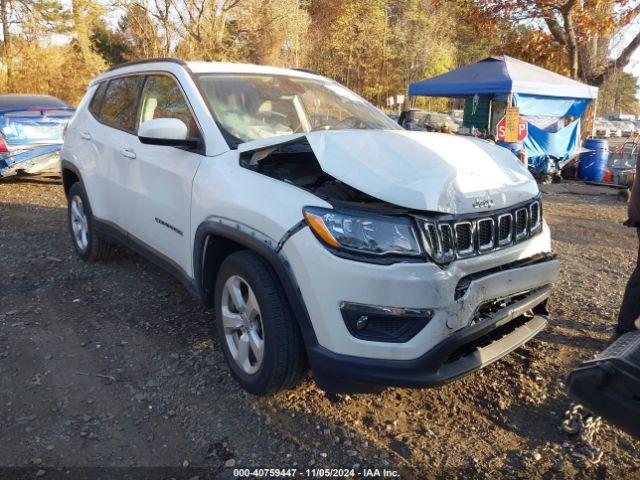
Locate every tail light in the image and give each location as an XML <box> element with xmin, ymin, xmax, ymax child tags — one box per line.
<box><xmin>0</xmin><ymin>135</ymin><xmax>8</xmax><ymax>154</ymax></box>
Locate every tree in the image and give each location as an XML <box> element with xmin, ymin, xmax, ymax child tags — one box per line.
<box><xmin>481</xmin><ymin>0</ymin><xmax>640</xmax><ymax>86</ymax></box>
<box><xmin>91</xmin><ymin>20</ymin><xmax>130</xmax><ymax>65</ymax></box>
<box><xmin>117</xmin><ymin>2</ymin><xmax>165</xmax><ymax>60</ymax></box>
<box><xmin>450</xmin><ymin>0</ymin><xmax>503</xmax><ymax>67</ymax></box>
<box><xmin>0</xmin><ymin>0</ymin><xmax>68</xmax><ymax>84</ymax></box>
<box><xmin>598</xmin><ymin>70</ymin><xmax>639</xmax><ymax>115</ymax></box>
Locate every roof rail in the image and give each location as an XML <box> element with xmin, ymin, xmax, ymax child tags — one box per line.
<box><xmin>292</xmin><ymin>67</ymin><xmax>318</xmax><ymax>75</ymax></box>
<box><xmin>106</xmin><ymin>57</ymin><xmax>188</xmax><ymax>72</ymax></box>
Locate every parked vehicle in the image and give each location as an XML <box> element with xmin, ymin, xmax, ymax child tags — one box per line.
<box><xmin>618</xmin><ymin>121</ymin><xmax>635</xmax><ymax>137</ymax></box>
<box><xmin>62</xmin><ymin>59</ymin><xmax>559</xmax><ymax>395</ymax></box>
<box><xmin>594</xmin><ymin>120</ymin><xmax>610</xmax><ymax>138</ymax></box>
<box><xmin>449</xmin><ymin>109</ymin><xmax>463</xmax><ymax>124</ymax></box>
<box><xmin>609</xmin><ymin>121</ymin><xmax>623</xmax><ymax>137</ymax></box>
<box><xmin>386</xmin><ymin>113</ymin><xmax>400</xmax><ymax>124</ymax></box>
<box><xmin>0</xmin><ymin>95</ymin><xmax>74</xmax><ymax>177</ymax></box>
<box><xmin>398</xmin><ymin>108</ymin><xmax>427</xmax><ymax>130</ymax></box>
<box><xmin>420</xmin><ymin>112</ymin><xmax>459</xmax><ymax>133</ymax></box>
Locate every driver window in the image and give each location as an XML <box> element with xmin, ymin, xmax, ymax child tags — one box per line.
<box><xmin>137</xmin><ymin>75</ymin><xmax>199</xmax><ymax>138</ymax></box>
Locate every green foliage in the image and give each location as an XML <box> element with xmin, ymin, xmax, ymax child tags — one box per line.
<box><xmin>598</xmin><ymin>71</ymin><xmax>639</xmax><ymax>115</ymax></box>
<box><xmin>90</xmin><ymin>21</ymin><xmax>130</xmax><ymax>66</ymax></box>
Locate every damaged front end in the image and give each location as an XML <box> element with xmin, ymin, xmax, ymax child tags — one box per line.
<box><xmin>239</xmin><ymin>132</ymin><xmax>545</xmax><ymax>266</ymax></box>
<box><xmin>240</xmin><ymin>136</ymin><xmax>406</xmax><ymax>213</ymax></box>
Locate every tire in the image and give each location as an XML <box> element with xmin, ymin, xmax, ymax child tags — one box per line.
<box><xmin>214</xmin><ymin>250</ymin><xmax>306</xmax><ymax>395</ymax></box>
<box><xmin>67</xmin><ymin>182</ymin><xmax>115</xmax><ymax>262</ymax></box>
<box><xmin>618</xmin><ymin>189</ymin><xmax>631</xmax><ymax>202</ymax></box>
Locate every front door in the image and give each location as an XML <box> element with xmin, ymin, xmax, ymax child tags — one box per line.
<box><xmin>122</xmin><ymin>73</ymin><xmax>204</xmax><ymax>276</ymax></box>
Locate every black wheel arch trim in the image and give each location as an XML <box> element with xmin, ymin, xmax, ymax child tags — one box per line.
<box><xmin>60</xmin><ymin>160</ymin><xmax>83</xmax><ymax>196</ymax></box>
<box><xmin>193</xmin><ymin>221</ymin><xmax>318</xmax><ymax>349</ymax></box>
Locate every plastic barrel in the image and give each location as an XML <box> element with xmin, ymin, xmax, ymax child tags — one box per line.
<box><xmin>578</xmin><ymin>138</ymin><xmax>609</xmax><ymax>181</ymax></box>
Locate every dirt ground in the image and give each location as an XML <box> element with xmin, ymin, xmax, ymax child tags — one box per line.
<box><xmin>1</xmin><ymin>176</ymin><xmax>639</xmax><ymax>479</ymax></box>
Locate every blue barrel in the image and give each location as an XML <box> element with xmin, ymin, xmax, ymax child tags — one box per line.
<box><xmin>579</xmin><ymin>139</ymin><xmax>609</xmax><ymax>181</ymax></box>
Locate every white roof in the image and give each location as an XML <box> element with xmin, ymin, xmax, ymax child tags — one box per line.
<box><xmin>186</xmin><ymin>61</ymin><xmax>321</xmax><ymax>79</ymax></box>
<box><xmin>91</xmin><ymin>59</ymin><xmax>324</xmax><ymax>85</ymax></box>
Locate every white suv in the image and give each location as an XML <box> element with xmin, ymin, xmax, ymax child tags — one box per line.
<box><xmin>61</xmin><ymin>59</ymin><xmax>559</xmax><ymax>395</ymax></box>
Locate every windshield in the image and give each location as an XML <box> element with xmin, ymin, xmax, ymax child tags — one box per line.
<box><xmin>195</xmin><ymin>74</ymin><xmax>400</xmax><ymax>146</ymax></box>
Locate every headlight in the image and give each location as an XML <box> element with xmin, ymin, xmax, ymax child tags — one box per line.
<box><xmin>303</xmin><ymin>207</ymin><xmax>423</xmax><ymax>257</ymax></box>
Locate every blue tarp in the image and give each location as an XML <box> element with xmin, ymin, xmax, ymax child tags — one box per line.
<box><xmin>513</xmin><ymin>94</ymin><xmax>590</xmax><ymax>117</ymax></box>
<box><xmin>409</xmin><ymin>55</ymin><xmax>597</xmax><ymax>175</ymax></box>
<box><xmin>523</xmin><ymin>119</ymin><xmax>581</xmax><ymax>174</ymax></box>
<box><xmin>409</xmin><ymin>55</ymin><xmax>598</xmax><ymax>99</ymax></box>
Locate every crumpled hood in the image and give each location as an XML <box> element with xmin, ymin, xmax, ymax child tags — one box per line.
<box><xmin>240</xmin><ymin>130</ymin><xmax>539</xmax><ymax>214</ymax></box>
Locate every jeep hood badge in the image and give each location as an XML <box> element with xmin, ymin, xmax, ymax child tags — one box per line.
<box><xmin>472</xmin><ymin>196</ymin><xmax>495</xmax><ymax>210</ymax></box>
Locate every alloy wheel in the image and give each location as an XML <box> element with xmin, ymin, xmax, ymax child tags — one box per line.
<box><xmin>221</xmin><ymin>275</ymin><xmax>265</xmax><ymax>375</ymax></box>
<box><xmin>70</xmin><ymin>194</ymin><xmax>89</xmax><ymax>252</ymax></box>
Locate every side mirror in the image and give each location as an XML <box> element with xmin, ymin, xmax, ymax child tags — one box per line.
<box><xmin>138</xmin><ymin>118</ymin><xmax>198</xmax><ymax>148</ymax></box>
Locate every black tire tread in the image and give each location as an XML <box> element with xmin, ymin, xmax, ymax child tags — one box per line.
<box><xmin>67</xmin><ymin>182</ymin><xmax>116</xmax><ymax>262</ymax></box>
<box><xmin>216</xmin><ymin>250</ymin><xmax>306</xmax><ymax>395</ymax></box>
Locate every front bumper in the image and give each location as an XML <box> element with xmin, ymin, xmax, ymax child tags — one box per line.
<box><xmin>282</xmin><ymin>221</ymin><xmax>559</xmax><ymax>390</ymax></box>
<box><xmin>283</xmin><ymin>223</ymin><xmax>558</xmax><ymax>358</ymax></box>
<box><xmin>308</xmin><ymin>288</ymin><xmax>549</xmax><ymax>391</ymax></box>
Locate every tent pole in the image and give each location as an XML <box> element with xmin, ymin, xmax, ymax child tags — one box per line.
<box><xmin>488</xmin><ymin>97</ymin><xmax>493</xmax><ymax>136</ymax></box>
<box><xmin>591</xmin><ymin>97</ymin><xmax>598</xmax><ymax>138</ymax></box>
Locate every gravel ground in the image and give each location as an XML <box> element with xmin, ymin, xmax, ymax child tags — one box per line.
<box><xmin>1</xmin><ymin>176</ymin><xmax>639</xmax><ymax>479</ymax></box>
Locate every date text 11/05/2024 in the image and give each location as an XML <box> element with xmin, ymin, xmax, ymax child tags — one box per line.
<box><xmin>233</xmin><ymin>468</ymin><xmax>401</xmax><ymax>477</ymax></box>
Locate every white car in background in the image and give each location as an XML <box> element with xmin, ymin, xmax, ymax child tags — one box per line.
<box><xmin>608</xmin><ymin>121</ymin><xmax>623</xmax><ymax>137</ymax></box>
<box><xmin>595</xmin><ymin>120</ymin><xmax>610</xmax><ymax>138</ymax></box>
<box><xmin>620</xmin><ymin>121</ymin><xmax>635</xmax><ymax>137</ymax></box>
<box><xmin>61</xmin><ymin>59</ymin><xmax>559</xmax><ymax>395</ymax></box>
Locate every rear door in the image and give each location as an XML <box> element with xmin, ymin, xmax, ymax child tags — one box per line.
<box><xmin>87</xmin><ymin>75</ymin><xmax>144</xmax><ymax>228</ymax></box>
<box><xmin>122</xmin><ymin>73</ymin><xmax>204</xmax><ymax>275</ymax></box>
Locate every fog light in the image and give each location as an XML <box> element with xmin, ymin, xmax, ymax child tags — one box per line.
<box><xmin>340</xmin><ymin>302</ymin><xmax>433</xmax><ymax>343</ymax></box>
<box><xmin>356</xmin><ymin>315</ymin><xmax>369</xmax><ymax>330</ymax></box>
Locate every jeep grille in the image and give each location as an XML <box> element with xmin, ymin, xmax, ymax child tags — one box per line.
<box><xmin>419</xmin><ymin>199</ymin><xmax>543</xmax><ymax>263</ymax></box>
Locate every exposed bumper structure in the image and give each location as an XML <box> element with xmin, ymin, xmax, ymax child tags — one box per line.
<box><xmin>0</xmin><ymin>144</ymin><xmax>62</xmax><ymax>177</ymax></box>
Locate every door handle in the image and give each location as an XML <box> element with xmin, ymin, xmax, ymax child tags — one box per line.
<box><xmin>122</xmin><ymin>148</ymin><xmax>136</xmax><ymax>159</ymax></box>
<box><xmin>80</xmin><ymin>131</ymin><xmax>92</xmax><ymax>140</ymax></box>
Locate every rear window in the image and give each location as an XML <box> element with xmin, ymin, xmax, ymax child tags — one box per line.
<box><xmin>99</xmin><ymin>76</ymin><xmax>143</xmax><ymax>133</ymax></box>
<box><xmin>89</xmin><ymin>82</ymin><xmax>107</xmax><ymax>117</ymax></box>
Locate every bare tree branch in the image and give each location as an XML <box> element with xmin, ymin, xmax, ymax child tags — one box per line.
<box><xmin>592</xmin><ymin>30</ymin><xmax>640</xmax><ymax>86</ymax></box>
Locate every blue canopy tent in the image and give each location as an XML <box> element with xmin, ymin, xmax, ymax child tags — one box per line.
<box><xmin>408</xmin><ymin>55</ymin><xmax>599</xmax><ymax>174</ymax></box>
